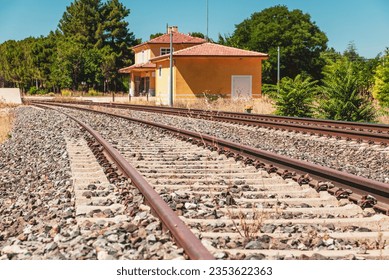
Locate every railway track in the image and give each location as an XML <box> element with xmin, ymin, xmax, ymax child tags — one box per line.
<box><xmin>32</xmin><ymin>100</ymin><xmax>389</xmax><ymax>145</ymax></box>
<box><xmin>33</xmin><ymin>103</ymin><xmax>389</xmax><ymax>260</ymax></box>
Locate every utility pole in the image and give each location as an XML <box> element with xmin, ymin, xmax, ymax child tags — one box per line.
<box><xmin>206</xmin><ymin>0</ymin><xmax>209</xmax><ymax>41</ymax></box>
<box><xmin>277</xmin><ymin>46</ymin><xmax>280</xmax><ymax>94</ymax></box>
<box><xmin>169</xmin><ymin>27</ymin><xmax>174</xmax><ymax>107</ymax></box>
<box><xmin>128</xmin><ymin>74</ymin><xmax>131</xmax><ymax>102</ymax></box>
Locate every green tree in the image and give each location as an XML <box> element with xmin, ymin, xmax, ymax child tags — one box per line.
<box><xmin>31</xmin><ymin>34</ymin><xmax>57</xmax><ymax>90</ymax></box>
<box><xmin>267</xmin><ymin>74</ymin><xmax>317</xmax><ymax>117</ymax></box>
<box><xmin>99</xmin><ymin>45</ymin><xmax>116</xmax><ymax>92</ymax></box>
<box><xmin>373</xmin><ymin>49</ymin><xmax>389</xmax><ymax>107</ymax></box>
<box><xmin>98</xmin><ymin>0</ymin><xmax>138</xmax><ymax>91</ymax></box>
<box><xmin>54</xmin><ymin>44</ymin><xmax>103</xmax><ymax>92</ymax></box>
<box><xmin>319</xmin><ymin>59</ymin><xmax>376</xmax><ymax>122</ymax></box>
<box><xmin>190</xmin><ymin>32</ymin><xmax>205</xmax><ymax>39</ymax></box>
<box><xmin>149</xmin><ymin>33</ymin><xmax>164</xmax><ymax>39</ymax></box>
<box><xmin>0</xmin><ymin>38</ymin><xmax>36</xmax><ymax>91</ymax></box>
<box><xmin>219</xmin><ymin>5</ymin><xmax>328</xmax><ymax>83</ymax></box>
<box><xmin>0</xmin><ymin>0</ymin><xmax>139</xmax><ymax>93</ymax></box>
<box><xmin>58</xmin><ymin>0</ymin><xmax>102</xmax><ymax>47</ymax></box>
<box><xmin>342</xmin><ymin>42</ymin><xmax>380</xmax><ymax>95</ymax></box>
<box><xmin>55</xmin><ymin>0</ymin><xmax>139</xmax><ymax>91</ymax></box>
<box><xmin>56</xmin><ymin>0</ymin><xmax>103</xmax><ymax>90</ymax></box>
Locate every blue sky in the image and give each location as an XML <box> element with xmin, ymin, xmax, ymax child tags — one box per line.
<box><xmin>0</xmin><ymin>0</ymin><xmax>388</xmax><ymax>58</ymax></box>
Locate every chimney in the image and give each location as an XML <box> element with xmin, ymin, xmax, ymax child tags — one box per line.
<box><xmin>167</xmin><ymin>26</ymin><xmax>178</xmax><ymax>34</ymax></box>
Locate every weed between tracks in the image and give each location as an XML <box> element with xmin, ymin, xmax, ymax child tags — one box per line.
<box><xmin>226</xmin><ymin>207</ymin><xmax>267</xmax><ymax>242</ymax></box>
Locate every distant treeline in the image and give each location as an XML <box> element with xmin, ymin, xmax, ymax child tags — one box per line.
<box><xmin>216</xmin><ymin>5</ymin><xmax>389</xmax><ymax>121</ymax></box>
<box><xmin>0</xmin><ymin>0</ymin><xmax>139</xmax><ymax>94</ymax></box>
<box><xmin>0</xmin><ymin>2</ymin><xmax>387</xmax><ymax>109</ymax></box>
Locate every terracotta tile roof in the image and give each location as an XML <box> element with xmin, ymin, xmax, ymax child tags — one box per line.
<box><xmin>150</xmin><ymin>43</ymin><xmax>268</xmax><ymax>61</ymax></box>
<box><xmin>118</xmin><ymin>62</ymin><xmax>156</xmax><ymax>73</ymax></box>
<box><xmin>174</xmin><ymin>43</ymin><xmax>268</xmax><ymax>57</ymax></box>
<box><xmin>133</xmin><ymin>32</ymin><xmax>206</xmax><ymax>49</ymax></box>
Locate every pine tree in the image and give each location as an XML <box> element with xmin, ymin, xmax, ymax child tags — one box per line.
<box><xmin>58</xmin><ymin>0</ymin><xmax>102</xmax><ymax>47</ymax></box>
<box><xmin>98</xmin><ymin>0</ymin><xmax>137</xmax><ymax>90</ymax></box>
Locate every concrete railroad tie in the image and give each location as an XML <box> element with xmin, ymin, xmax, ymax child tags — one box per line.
<box><xmin>65</xmin><ymin>137</ymin><xmax>129</xmax><ymax>225</ymax></box>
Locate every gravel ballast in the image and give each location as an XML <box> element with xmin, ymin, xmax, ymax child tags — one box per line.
<box><xmin>0</xmin><ymin>107</ymin><xmax>184</xmax><ymax>260</ymax></box>
<box><xmin>96</xmin><ymin>107</ymin><xmax>389</xmax><ymax>184</ymax></box>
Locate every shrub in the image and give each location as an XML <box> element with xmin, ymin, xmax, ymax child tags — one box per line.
<box><xmin>319</xmin><ymin>60</ymin><xmax>376</xmax><ymax>122</ymax></box>
<box><xmin>61</xmin><ymin>89</ymin><xmax>72</xmax><ymax>97</ymax></box>
<box><xmin>87</xmin><ymin>89</ymin><xmax>100</xmax><ymax>96</ymax></box>
<box><xmin>373</xmin><ymin>55</ymin><xmax>389</xmax><ymax>107</ymax></box>
<box><xmin>28</xmin><ymin>86</ymin><xmax>38</xmax><ymax>95</ymax></box>
<box><xmin>267</xmin><ymin>75</ymin><xmax>317</xmax><ymax>117</ymax></box>
<box><xmin>37</xmin><ymin>88</ymin><xmax>47</xmax><ymax>95</ymax></box>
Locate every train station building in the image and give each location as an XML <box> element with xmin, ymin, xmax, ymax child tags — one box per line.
<box><xmin>119</xmin><ymin>26</ymin><xmax>268</xmax><ymax>105</ymax></box>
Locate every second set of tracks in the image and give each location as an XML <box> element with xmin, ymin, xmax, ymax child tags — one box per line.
<box><xmin>32</xmin><ymin>101</ymin><xmax>389</xmax><ymax>259</ymax></box>
<box><xmin>34</xmin><ymin>100</ymin><xmax>389</xmax><ymax>145</ymax></box>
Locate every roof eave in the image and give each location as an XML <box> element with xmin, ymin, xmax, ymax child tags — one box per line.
<box><xmin>151</xmin><ymin>55</ymin><xmax>269</xmax><ymax>61</ymax></box>
<box><xmin>175</xmin><ymin>55</ymin><xmax>269</xmax><ymax>58</ymax></box>
<box><xmin>118</xmin><ymin>64</ymin><xmax>156</xmax><ymax>73</ymax></box>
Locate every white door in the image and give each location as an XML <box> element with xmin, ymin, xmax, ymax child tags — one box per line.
<box><xmin>232</xmin><ymin>75</ymin><xmax>252</xmax><ymax>99</ymax></box>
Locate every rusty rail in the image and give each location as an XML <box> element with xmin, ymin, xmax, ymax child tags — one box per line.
<box><xmin>36</xmin><ymin>103</ymin><xmax>215</xmax><ymax>260</ymax></box>
<box><xmin>33</xmin><ymin>101</ymin><xmax>389</xmax><ymax>214</ymax></box>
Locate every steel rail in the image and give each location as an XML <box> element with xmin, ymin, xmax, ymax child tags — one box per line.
<box><xmin>31</xmin><ymin>99</ymin><xmax>389</xmax><ymax>131</ymax></box>
<box><xmin>105</xmin><ymin>103</ymin><xmax>389</xmax><ymax>144</ymax></box>
<box><xmin>120</xmin><ymin>104</ymin><xmax>389</xmax><ymax>132</ymax></box>
<box><xmin>36</xmin><ymin>103</ymin><xmax>215</xmax><ymax>260</ymax></box>
<box><xmin>34</xmin><ymin>101</ymin><xmax>389</xmax><ymax>214</ymax></box>
<box><xmin>32</xmin><ymin>100</ymin><xmax>389</xmax><ymax>144</ymax></box>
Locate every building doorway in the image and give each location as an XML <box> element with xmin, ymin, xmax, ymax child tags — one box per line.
<box><xmin>232</xmin><ymin>75</ymin><xmax>252</xmax><ymax>99</ymax></box>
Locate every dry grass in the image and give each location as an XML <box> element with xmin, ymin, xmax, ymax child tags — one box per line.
<box><xmin>0</xmin><ymin>109</ymin><xmax>14</xmax><ymax>143</ymax></box>
<box><xmin>174</xmin><ymin>96</ymin><xmax>275</xmax><ymax>114</ymax></box>
<box><xmin>226</xmin><ymin>207</ymin><xmax>267</xmax><ymax>241</ymax></box>
<box><xmin>126</xmin><ymin>98</ymin><xmax>156</xmax><ymax>106</ymax></box>
<box><xmin>50</xmin><ymin>94</ymin><xmax>157</xmax><ymax>105</ymax></box>
<box><xmin>0</xmin><ymin>102</ymin><xmax>19</xmax><ymax>109</ymax></box>
<box><xmin>378</xmin><ymin>115</ymin><xmax>389</xmax><ymax>124</ymax></box>
<box><xmin>52</xmin><ymin>96</ymin><xmax>78</xmax><ymax>102</ymax></box>
<box><xmin>377</xmin><ymin>107</ymin><xmax>389</xmax><ymax>124</ymax></box>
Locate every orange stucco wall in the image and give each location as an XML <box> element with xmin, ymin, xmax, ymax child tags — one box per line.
<box><xmin>155</xmin><ymin>60</ymin><xmax>172</xmax><ymax>104</ymax></box>
<box><xmin>154</xmin><ymin>56</ymin><xmax>265</xmax><ymax>105</ymax></box>
<box><xmin>174</xmin><ymin>57</ymin><xmax>263</xmax><ymax>99</ymax></box>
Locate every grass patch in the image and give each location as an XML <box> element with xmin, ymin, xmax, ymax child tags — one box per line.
<box><xmin>52</xmin><ymin>96</ymin><xmax>78</xmax><ymax>102</ymax></box>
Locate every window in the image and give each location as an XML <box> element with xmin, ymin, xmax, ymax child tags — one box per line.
<box><xmin>160</xmin><ymin>48</ymin><xmax>173</xmax><ymax>56</ymax></box>
<box><xmin>135</xmin><ymin>49</ymin><xmax>150</xmax><ymax>64</ymax></box>
<box><xmin>158</xmin><ymin>66</ymin><xmax>162</xmax><ymax>77</ymax></box>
